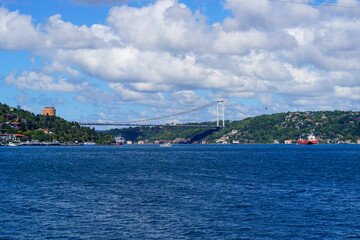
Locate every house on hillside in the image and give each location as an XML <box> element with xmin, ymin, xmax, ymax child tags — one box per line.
<box><xmin>14</xmin><ymin>134</ymin><xmax>24</xmax><ymax>141</ymax></box>
<box><xmin>114</xmin><ymin>136</ymin><xmax>125</xmax><ymax>144</ymax></box>
<box><xmin>9</xmin><ymin>122</ymin><xmax>21</xmax><ymax>129</ymax></box>
<box><xmin>0</xmin><ymin>133</ymin><xmax>21</xmax><ymax>142</ymax></box>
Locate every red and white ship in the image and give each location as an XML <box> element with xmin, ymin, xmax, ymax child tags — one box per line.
<box><xmin>297</xmin><ymin>134</ymin><xmax>318</xmax><ymax>145</ymax></box>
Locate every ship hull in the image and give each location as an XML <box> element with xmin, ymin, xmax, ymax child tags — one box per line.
<box><xmin>297</xmin><ymin>140</ymin><xmax>317</xmax><ymax>145</ymax></box>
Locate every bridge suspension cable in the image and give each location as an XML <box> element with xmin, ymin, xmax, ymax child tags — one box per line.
<box><xmin>109</xmin><ymin>101</ymin><xmax>218</xmax><ymax>124</ymax></box>
<box><xmin>224</xmin><ymin>100</ymin><xmax>252</xmax><ymax>119</ymax></box>
<box><xmin>79</xmin><ymin>99</ymin><xmax>251</xmax><ymax>127</ymax></box>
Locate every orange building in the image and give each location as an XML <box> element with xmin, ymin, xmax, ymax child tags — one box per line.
<box><xmin>43</xmin><ymin>107</ymin><xmax>56</xmax><ymax>116</ymax></box>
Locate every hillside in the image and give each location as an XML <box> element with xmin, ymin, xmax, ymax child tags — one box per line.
<box><xmin>2</xmin><ymin>102</ymin><xmax>359</xmax><ymax>145</ymax></box>
<box><xmin>0</xmin><ymin>103</ymin><xmax>113</xmax><ymax>144</ymax></box>
<box><xmin>104</xmin><ymin>111</ymin><xmax>360</xmax><ymax>144</ymax></box>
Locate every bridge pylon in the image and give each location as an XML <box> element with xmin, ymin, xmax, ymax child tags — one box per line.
<box><xmin>217</xmin><ymin>100</ymin><xmax>225</xmax><ymax>127</ymax></box>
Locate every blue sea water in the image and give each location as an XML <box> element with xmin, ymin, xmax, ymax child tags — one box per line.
<box><xmin>1</xmin><ymin>144</ymin><xmax>360</xmax><ymax>239</ymax></box>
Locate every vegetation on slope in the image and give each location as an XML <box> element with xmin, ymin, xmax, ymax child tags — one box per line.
<box><xmin>105</xmin><ymin>126</ymin><xmax>218</xmax><ymax>143</ymax></box>
<box><xmin>104</xmin><ymin>111</ymin><xmax>360</xmax><ymax>144</ymax></box>
<box><xmin>2</xmin><ymin>101</ymin><xmax>358</xmax><ymax>144</ymax></box>
<box><xmin>0</xmin><ymin>103</ymin><xmax>113</xmax><ymax>144</ymax></box>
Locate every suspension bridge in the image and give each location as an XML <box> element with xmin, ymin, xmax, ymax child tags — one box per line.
<box><xmin>78</xmin><ymin>100</ymin><xmax>249</xmax><ymax>128</ymax></box>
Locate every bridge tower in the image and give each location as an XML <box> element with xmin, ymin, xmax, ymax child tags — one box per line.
<box><xmin>217</xmin><ymin>100</ymin><xmax>225</xmax><ymax>127</ymax></box>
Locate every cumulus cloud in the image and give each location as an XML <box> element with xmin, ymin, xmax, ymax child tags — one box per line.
<box><xmin>0</xmin><ymin>8</ymin><xmax>43</xmax><ymax>50</ymax></box>
<box><xmin>222</xmin><ymin>0</ymin><xmax>319</xmax><ymax>31</ymax></box>
<box><xmin>41</xmin><ymin>61</ymin><xmax>81</xmax><ymax>77</ymax></box>
<box><xmin>1</xmin><ymin>0</ymin><xmax>360</xmax><ymax>121</ymax></box>
<box><xmin>0</xmin><ymin>8</ymin><xmax>121</xmax><ymax>50</ymax></box>
<box><xmin>69</xmin><ymin>0</ymin><xmax>134</xmax><ymax>5</ymax></box>
<box><xmin>43</xmin><ymin>14</ymin><xmax>121</xmax><ymax>49</ymax></box>
<box><xmin>107</xmin><ymin>0</ymin><xmax>209</xmax><ymax>51</ymax></box>
<box><xmin>213</xmin><ymin>30</ymin><xmax>297</xmax><ymax>55</ymax></box>
<box><xmin>5</xmin><ymin>71</ymin><xmax>86</xmax><ymax>92</ymax></box>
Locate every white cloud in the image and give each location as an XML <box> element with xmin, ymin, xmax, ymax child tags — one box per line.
<box><xmin>0</xmin><ymin>8</ymin><xmax>121</xmax><ymax>50</ymax></box>
<box><xmin>41</xmin><ymin>61</ymin><xmax>81</xmax><ymax>77</ymax></box>
<box><xmin>107</xmin><ymin>0</ymin><xmax>209</xmax><ymax>51</ymax></box>
<box><xmin>43</xmin><ymin>14</ymin><xmax>94</xmax><ymax>49</ymax></box>
<box><xmin>169</xmin><ymin>90</ymin><xmax>209</xmax><ymax>107</ymax></box>
<box><xmin>2</xmin><ymin>0</ymin><xmax>360</xmax><ymax>121</ymax></box>
<box><xmin>69</xmin><ymin>0</ymin><xmax>134</xmax><ymax>5</ymax></box>
<box><xmin>43</xmin><ymin>14</ymin><xmax>122</xmax><ymax>49</ymax></box>
<box><xmin>334</xmin><ymin>86</ymin><xmax>360</xmax><ymax>100</ymax></box>
<box><xmin>222</xmin><ymin>0</ymin><xmax>319</xmax><ymax>30</ymax></box>
<box><xmin>0</xmin><ymin>8</ymin><xmax>43</xmax><ymax>50</ymax></box>
<box><xmin>213</xmin><ymin>30</ymin><xmax>296</xmax><ymax>55</ymax></box>
<box><xmin>5</xmin><ymin>71</ymin><xmax>86</xmax><ymax>92</ymax></box>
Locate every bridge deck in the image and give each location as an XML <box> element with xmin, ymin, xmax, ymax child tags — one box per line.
<box><xmin>78</xmin><ymin>123</ymin><xmax>221</xmax><ymax>128</ymax></box>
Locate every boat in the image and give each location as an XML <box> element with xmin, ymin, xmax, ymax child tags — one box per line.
<box><xmin>297</xmin><ymin>134</ymin><xmax>318</xmax><ymax>145</ymax></box>
<box><xmin>8</xmin><ymin>142</ymin><xmax>18</xmax><ymax>146</ymax></box>
<box><xmin>83</xmin><ymin>142</ymin><xmax>96</xmax><ymax>146</ymax></box>
<box><xmin>159</xmin><ymin>143</ymin><xmax>172</xmax><ymax>147</ymax></box>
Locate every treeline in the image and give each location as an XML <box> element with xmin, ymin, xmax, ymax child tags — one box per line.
<box><xmin>0</xmin><ymin>103</ymin><xmax>113</xmax><ymax>144</ymax></box>
<box><xmin>104</xmin><ymin>126</ymin><xmax>217</xmax><ymax>143</ymax></box>
<box><xmin>104</xmin><ymin>111</ymin><xmax>360</xmax><ymax>143</ymax></box>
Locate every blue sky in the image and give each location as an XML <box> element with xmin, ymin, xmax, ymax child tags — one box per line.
<box><xmin>1</xmin><ymin>0</ymin><xmax>360</xmax><ymax>126</ymax></box>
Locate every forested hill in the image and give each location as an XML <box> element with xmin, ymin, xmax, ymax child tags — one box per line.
<box><xmin>0</xmin><ymin>103</ymin><xmax>113</xmax><ymax>144</ymax></box>
<box><xmin>104</xmin><ymin>111</ymin><xmax>360</xmax><ymax>144</ymax></box>
<box><xmin>2</xmin><ymin>101</ymin><xmax>359</xmax><ymax>144</ymax></box>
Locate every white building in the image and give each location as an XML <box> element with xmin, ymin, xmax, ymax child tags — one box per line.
<box><xmin>0</xmin><ymin>134</ymin><xmax>16</xmax><ymax>142</ymax></box>
<box><xmin>115</xmin><ymin>136</ymin><xmax>125</xmax><ymax>144</ymax></box>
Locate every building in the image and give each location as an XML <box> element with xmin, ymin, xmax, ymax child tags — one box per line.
<box><xmin>14</xmin><ymin>134</ymin><xmax>24</xmax><ymax>141</ymax></box>
<box><xmin>43</xmin><ymin>107</ymin><xmax>56</xmax><ymax>116</ymax></box>
<box><xmin>0</xmin><ymin>134</ymin><xmax>22</xmax><ymax>142</ymax></box>
<box><xmin>114</xmin><ymin>136</ymin><xmax>125</xmax><ymax>145</ymax></box>
<box><xmin>0</xmin><ymin>134</ymin><xmax>14</xmax><ymax>142</ymax></box>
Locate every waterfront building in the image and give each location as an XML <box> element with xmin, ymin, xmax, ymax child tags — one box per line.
<box><xmin>0</xmin><ymin>134</ymin><xmax>14</xmax><ymax>142</ymax></box>
<box><xmin>114</xmin><ymin>136</ymin><xmax>125</xmax><ymax>145</ymax></box>
<box><xmin>43</xmin><ymin>107</ymin><xmax>56</xmax><ymax>116</ymax></box>
<box><xmin>0</xmin><ymin>133</ymin><xmax>23</xmax><ymax>143</ymax></box>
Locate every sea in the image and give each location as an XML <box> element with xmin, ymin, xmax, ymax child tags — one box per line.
<box><xmin>1</xmin><ymin>144</ymin><xmax>360</xmax><ymax>239</ymax></box>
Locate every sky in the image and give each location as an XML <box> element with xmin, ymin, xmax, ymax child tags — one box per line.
<box><xmin>1</xmin><ymin>0</ymin><xmax>360</xmax><ymax>126</ymax></box>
